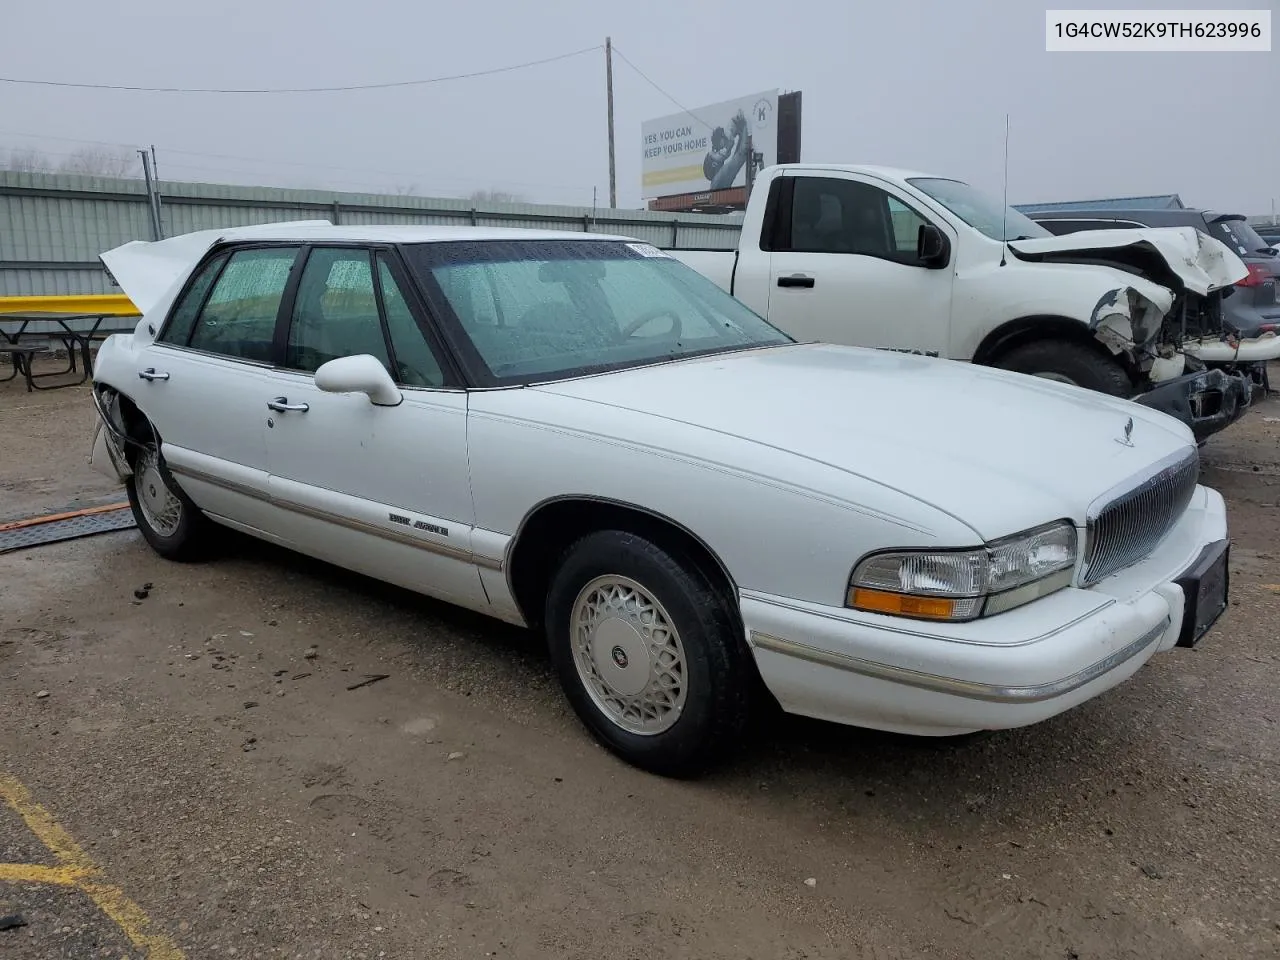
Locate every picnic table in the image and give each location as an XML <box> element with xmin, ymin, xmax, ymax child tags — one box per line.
<box><xmin>0</xmin><ymin>313</ymin><xmax>141</xmax><ymax>392</ymax></box>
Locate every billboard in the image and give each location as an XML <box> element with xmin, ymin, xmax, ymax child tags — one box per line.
<box><xmin>641</xmin><ymin>90</ymin><xmax>779</xmax><ymax>199</ymax></box>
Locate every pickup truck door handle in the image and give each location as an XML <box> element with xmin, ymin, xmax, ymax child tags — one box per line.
<box><xmin>137</xmin><ymin>367</ymin><xmax>169</xmax><ymax>381</ymax></box>
<box><xmin>777</xmin><ymin>274</ymin><xmax>815</xmax><ymax>289</ymax></box>
<box><xmin>266</xmin><ymin>397</ymin><xmax>310</xmax><ymax>413</ymax></box>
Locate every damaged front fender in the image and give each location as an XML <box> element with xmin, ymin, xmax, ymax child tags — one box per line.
<box><xmin>1089</xmin><ymin>285</ymin><xmax>1171</xmax><ymax>360</ymax></box>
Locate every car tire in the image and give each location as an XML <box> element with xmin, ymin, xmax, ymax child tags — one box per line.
<box><xmin>544</xmin><ymin>529</ymin><xmax>752</xmax><ymax>778</ymax></box>
<box><xmin>994</xmin><ymin>340</ymin><xmax>1133</xmax><ymax>396</ymax></box>
<box><xmin>125</xmin><ymin>440</ymin><xmax>211</xmax><ymax>561</ymax></box>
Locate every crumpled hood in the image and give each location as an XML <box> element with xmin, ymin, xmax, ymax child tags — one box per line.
<box><xmin>1010</xmin><ymin>226</ymin><xmax>1247</xmax><ymax>296</ymax></box>
<box><xmin>533</xmin><ymin>344</ymin><xmax>1195</xmax><ymax>540</ymax></box>
<box><xmin>100</xmin><ymin>221</ymin><xmax>333</xmax><ymax>316</ymax></box>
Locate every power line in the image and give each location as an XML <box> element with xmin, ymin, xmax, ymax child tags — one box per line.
<box><xmin>0</xmin><ymin>45</ymin><xmax>601</xmax><ymax>94</ymax></box>
<box><xmin>610</xmin><ymin>47</ymin><xmax>711</xmax><ymax>130</ymax></box>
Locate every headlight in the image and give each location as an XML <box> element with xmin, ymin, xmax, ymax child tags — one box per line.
<box><xmin>847</xmin><ymin>521</ymin><xmax>1078</xmax><ymax>622</ymax></box>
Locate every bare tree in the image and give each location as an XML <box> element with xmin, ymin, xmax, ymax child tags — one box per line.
<box><xmin>392</xmin><ymin>183</ymin><xmax>420</xmax><ymax>196</ymax></box>
<box><xmin>5</xmin><ymin>146</ymin><xmax>52</xmax><ymax>173</ymax></box>
<box><xmin>468</xmin><ymin>189</ymin><xmax>525</xmax><ymax>204</ymax></box>
<box><xmin>57</xmin><ymin>147</ymin><xmax>139</xmax><ymax>178</ymax></box>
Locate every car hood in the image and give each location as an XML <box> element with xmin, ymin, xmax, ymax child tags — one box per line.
<box><xmin>100</xmin><ymin>221</ymin><xmax>334</xmax><ymax>316</ymax></box>
<box><xmin>532</xmin><ymin>344</ymin><xmax>1196</xmax><ymax>540</ymax></box>
<box><xmin>1009</xmin><ymin>227</ymin><xmax>1247</xmax><ymax>296</ymax></box>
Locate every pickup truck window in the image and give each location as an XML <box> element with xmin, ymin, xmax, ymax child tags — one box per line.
<box><xmin>403</xmin><ymin>239</ymin><xmax>791</xmax><ymax>385</ymax></box>
<box><xmin>784</xmin><ymin>177</ymin><xmax>931</xmax><ymax>265</ymax></box>
<box><xmin>908</xmin><ymin>177</ymin><xmax>1051</xmax><ymax>242</ymax></box>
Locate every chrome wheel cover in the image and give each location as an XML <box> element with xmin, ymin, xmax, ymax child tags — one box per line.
<box><xmin>569</xmin><ymin>575</ymin><xmax>688</xmax><ymax>736</ymax></box>
<box><xmin>135</xmin><ymin>447</ymin><xmax>183</xmax><ymax>538</ymax></box>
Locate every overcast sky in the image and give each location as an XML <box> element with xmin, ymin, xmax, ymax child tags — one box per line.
<box><xmin>2</xmin><ymin>0</ymin><xmax>1276</xmax><ymax>214</ymax></box>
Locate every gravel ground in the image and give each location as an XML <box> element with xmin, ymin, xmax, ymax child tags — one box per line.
<box><xmin>1</xmin><ymin>361</ymin><xmax>1278</xmax><ymax>959</ymax></box>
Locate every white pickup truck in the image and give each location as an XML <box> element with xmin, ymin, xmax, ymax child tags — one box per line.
<box><xmin>669</xmin><ymin>164</ymin><xmax>1270</xmax><ymax>442</ymax></box>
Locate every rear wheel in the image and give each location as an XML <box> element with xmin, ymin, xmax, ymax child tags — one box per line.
<box><xmin>994</xmin><ymin>340</ymin><xmax>1133</xmax><ymax>396</ymax></box>
<box><xmin>125</xmin><ymin>439</ymin><xmax>211</xmax><ymax>561</ymax></box>
<box><xmin>544</xmin><ymin>530</ymin><xmax>752</xmax><ymax>777</ymax></box>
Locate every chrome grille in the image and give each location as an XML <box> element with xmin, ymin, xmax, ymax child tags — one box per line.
<box><xmin>1081</xmin><ymin>448</ymin><xmax>1201</xmax><ymax>587</ymax></box>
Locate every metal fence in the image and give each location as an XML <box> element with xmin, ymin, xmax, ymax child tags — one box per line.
<box><xmin>0</xmin><ymin>171</ymin><xmax>744</xmax><ymax>297</ymax></box>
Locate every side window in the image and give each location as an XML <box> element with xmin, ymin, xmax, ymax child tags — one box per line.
<box><xmin>159</xmin><ymin>252</ymin><xmax>228</xmax><ymax>346</ymax></box>
<box><xmin>376</xmin><ymin>255</ymin><xmax>445</xmax><ymax>387</ymax></box>
<box><xmin>787</xmin><ymin>177</ymin><xmax>929</xmax><ymax>264</ymax></box>
<box><xmin>886</xmin><ymin>197</ymin><xmax>929</xmax><ymax>257</ymax></box>
<box><xmin>187</xmin><ymin>247</ymin><xmax>299</xmax><ymax>362</ymax></box>
<box><xmin>285</xmin><ymin>248</ymin><xmax>390</xmax><ymax>374</ymax></box>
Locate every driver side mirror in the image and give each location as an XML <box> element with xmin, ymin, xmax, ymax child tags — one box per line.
<box><xmin>314</xmin><ymin>355</ymin><xmax>402</xmax><ymax>407</ymax></box>
<box><xmin>917</xmin><ymin>224</ymin><xmax>950</xmax><ymax>268</ymax></box>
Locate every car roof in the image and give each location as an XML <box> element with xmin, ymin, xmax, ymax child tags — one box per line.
<box><xmin>209</xmin><ymin>223</ymin><xmax>643</xmax><ymax>245</ymax></box>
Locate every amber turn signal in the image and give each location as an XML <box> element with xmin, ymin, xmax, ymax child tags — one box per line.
<box><xmin>848</xmin><ymin>587</ymin><xmax>958</xmax><ymax>620</ymax></box>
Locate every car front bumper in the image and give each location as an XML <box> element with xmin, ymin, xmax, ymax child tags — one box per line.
<box><xmin>740</xmin><ymin>485</ymin><xmax>1228</xmax><ymax>737</ymax></box>
<box><xmin>1132</xmin><ymin>368</ymin><xmax>1252</xmax><ymax>443</ymax></box>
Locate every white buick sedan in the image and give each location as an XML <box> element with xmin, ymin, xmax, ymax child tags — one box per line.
<box><xmin>89</xmin><ymin>223</ymin><xmax>1230</xmax><ymax>776</ymax></box>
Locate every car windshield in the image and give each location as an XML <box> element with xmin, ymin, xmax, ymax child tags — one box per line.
<box><xmin>401</xmin><ymin>239</ymin><xmax>792</xmax><ymax>384</ymax></box>
<box><xmin>1208</xmin><ymin>217</ymin><xmax>1276</xmax><ymax>257</ymax></box>
<box><xmin>907</xmin><ymin>177</ymin><xmax>1052</xmax><ymax>241</ymax></box>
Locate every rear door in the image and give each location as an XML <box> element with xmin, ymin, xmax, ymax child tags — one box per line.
<box><xmin>764</xmin><ymin>171</ymin><xmax>956</xmax><ymax>356</ymax></box>
<box><xmin>260</xmin><ymin>245</ymin><xmax>487</xmax><ymax>609</ymax></box>
<box><xmin>132</xmin><ymin>244</ymin><xmax>302</xmax><ymax>537</ymax></box>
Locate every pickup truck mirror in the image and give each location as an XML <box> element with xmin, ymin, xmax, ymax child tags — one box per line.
<box><xmin>917</xmin><ymin>224</ymin><xmax>950</xmax><ymax>268</ymax></box>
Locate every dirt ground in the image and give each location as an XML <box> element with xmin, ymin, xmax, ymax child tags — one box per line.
<box><xmin>1</xmin><ymin>358</ymin><xmax>1278</xmax><ymax>960</ymax></box>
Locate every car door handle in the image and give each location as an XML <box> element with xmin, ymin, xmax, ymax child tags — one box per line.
<box><xmin>137</xmin><ymin>367</ymin><xmax>169</xmax><ymax>381</ymax></box>
<box><xmin>777</xmin><ymin>274</ymin><xmax>815</xmax><ymax>289</ymax></box>
<box><xmin>266</xmin><ymin>397</ymin><xmax>310</xmax><ymax>413</ymax></box>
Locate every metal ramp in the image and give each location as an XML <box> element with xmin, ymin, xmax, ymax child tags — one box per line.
<box><xmin>0</xmin><ymin>503</ymin><xmax>136</xmax><ymax>554</ymax></box>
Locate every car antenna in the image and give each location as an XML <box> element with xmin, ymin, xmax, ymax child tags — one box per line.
<box><xmin>999</xmin><ymin>113</ymin><xmax>1010</xmax><ymax>267</ymax></box>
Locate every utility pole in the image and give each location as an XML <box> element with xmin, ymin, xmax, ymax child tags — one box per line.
<box><xmin>149</xmin><ymin>144</ymin><xmax>164</xmax><ymax>239</ymax></box>
<box><xmin>605</xmin><ymin>37</ymin><xmax>616</xmax><ymax>210</ymax></box>
<box><xmin>138</xmin><ymin>149</ymin><xmax>162</xmax><ymax>241</ymax></box>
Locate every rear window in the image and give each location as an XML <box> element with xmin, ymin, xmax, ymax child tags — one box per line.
<box><xmin>1208</xmin><ymin>217</ymin><xmax>1272</xmax><ymax>257</ymax></box>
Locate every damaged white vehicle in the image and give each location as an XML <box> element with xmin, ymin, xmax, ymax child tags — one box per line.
<box><xmin>669</xmin><ymin>164</ymin><xmax>1264</xmax><ymax>442</ymax></box>
<box><xmin>90</xmin><ymin>223</ymin><xmax>1231</xmax><ymax>776</ymax></box>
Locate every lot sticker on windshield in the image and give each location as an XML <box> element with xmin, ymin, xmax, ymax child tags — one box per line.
<box><xmin>625</xmin><ymin>242</ymin><xmax>672</xmax><ymax>259</ymax></box>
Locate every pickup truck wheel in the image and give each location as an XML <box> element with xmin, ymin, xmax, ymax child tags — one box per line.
<box><xmin>126</xmin><ymin>443</ymin><xmax>211</xmax><ymax>561</ymax></box>
<box><xmin>544</xmin><ymin>530</ymin><xmax>751</xmax><ymax>777</ymax></box>
<box><xmin>994</xmin><ymin>341</ymin><xmax>1132</xmax><ymax>396</ymax></box>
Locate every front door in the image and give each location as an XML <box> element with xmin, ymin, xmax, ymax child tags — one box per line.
<box><xmin>766</xmin><ymin>172</ymin><xmax>956</xmax><ymax>357</ymax></box>
<box><xmin>261</xmin><ymin>246</ymin><xmax>487</xmax><ymax>610</ymax></box>
<box><xmin>134</xmin><ymin>245</ymin><xmax>303</xmax><ymax>537</ymax></box>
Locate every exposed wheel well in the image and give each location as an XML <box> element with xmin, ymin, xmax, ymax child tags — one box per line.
<box><xmin>971</xmin><ymin>315</ymin><xmax>1133</xmax><ymax>375</ymax></box>
<box><xmin>102</xmin><ymin>388</ymin><xmax>155</xmax><ymax>464</ymax></box>
<box><xmin>506</xmin><ymin>497</ymin><xmax>739</xmax><ymax>633</ymax></box>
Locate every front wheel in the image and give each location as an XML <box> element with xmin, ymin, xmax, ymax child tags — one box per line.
<box><xmin>126</xmin><ymin>442</ymin><xmax>211</xmax><ymax>561</ymax></box>
<box><xmin>544</xmin><ymin>530</ymin><xmax>752</xmax><ymax>777</ymax></box>
<box><xmin>994</xmin><ymin>340</ymin><xmax>1133</xmax><ymax>396</ymax></box>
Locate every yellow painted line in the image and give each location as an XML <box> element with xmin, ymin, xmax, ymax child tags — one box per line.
<box><xmin>0</xmin><ymin>775</ymin><xmax>89</xmax><ymax>867</ymax></box>
<box><xmin>0</xmin><ymin>773</ymin><xmax>186</xmax><ymax>959</ymax></box>
<box><xmin>0</xmin><ymin>863</ymin><xmax>90</xmax><ymax>885</ymax></box>
<box><xmin>0</xmin><ymin>294</ymin><xmax>140</xmax><ymax>316</ymax></box>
